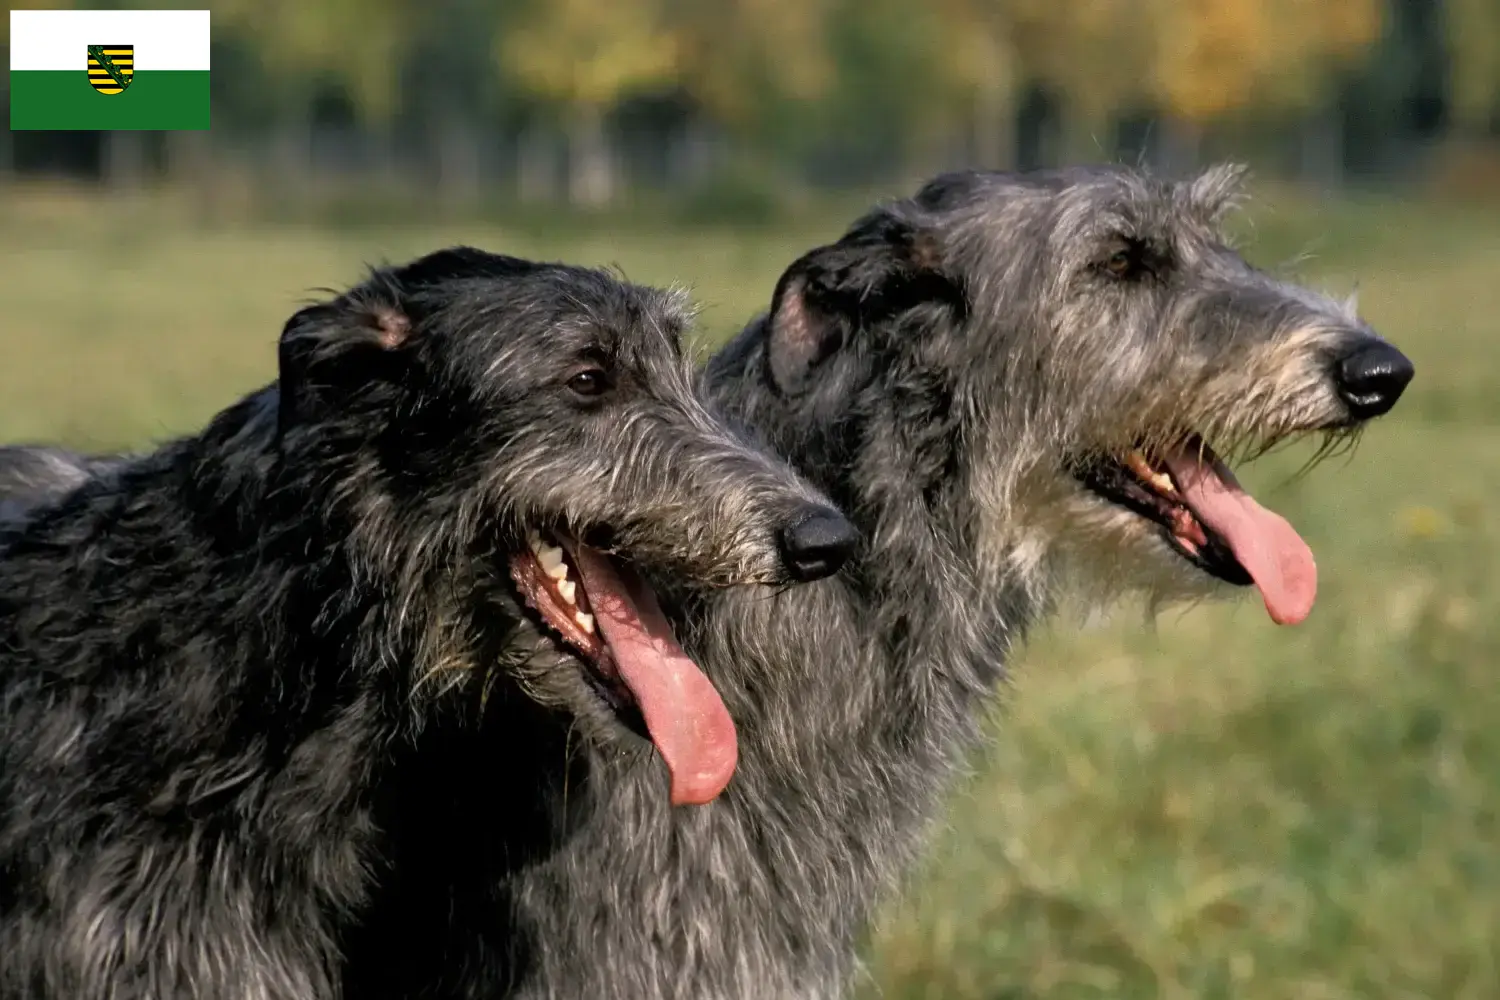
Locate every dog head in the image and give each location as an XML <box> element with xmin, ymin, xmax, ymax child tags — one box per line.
<box><xmin>720</xmin><ymin>165</ymin><xmax>1412</xmax><ymax>626</ymax></box>
<box><xmin>276</xmin><ymin>247</ymin><xmax>858</xmax><ymax>804</ymax></box>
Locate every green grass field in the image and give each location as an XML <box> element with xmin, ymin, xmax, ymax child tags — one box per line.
<box><xmin>1</xmin><ymin>182</ymin><xmax>1496</xmax><ymax>999</ymax></box>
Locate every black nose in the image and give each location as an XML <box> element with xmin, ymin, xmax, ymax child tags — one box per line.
<box><xmin>1335</xmin><ymin>338</ymin><xmax>1414</xmax><ymax>420</ymax></box>
<box><xmin>779</xmin><ymin>509</ymin><xmax>860</xmax><ymax>582</ymax></box>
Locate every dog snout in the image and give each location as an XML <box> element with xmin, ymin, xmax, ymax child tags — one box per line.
<box><xmin>778</xmin><ymin>507</ymin><xmax>860</xmax><ymax>582</ymax></box>
<box><xmin>1333</xmin><ymin>337</ymin><xmax>1414</xmax><ymax>420</ymax></box>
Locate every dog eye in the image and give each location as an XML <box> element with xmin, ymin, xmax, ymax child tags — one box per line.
<box><xmin>1103</xmin><ymin>249</ymin><xmax>1137</xmax><ymax>279</ymax></box>
<box><xmin>566</xmin><ymin>369</ymin><xmax>610</xmax><ymax>398</ymax></box>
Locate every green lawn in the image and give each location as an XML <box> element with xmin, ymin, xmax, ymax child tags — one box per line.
<box><xmin>1</xmin><ymin>182</ymin><xmax>1496</xmax><ymax>1000</ymax></box>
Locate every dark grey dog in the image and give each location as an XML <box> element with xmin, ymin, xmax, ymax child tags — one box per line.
<box><xmin>0</xmin><ymin>247</ymin><xmax>855</xmax><ymax>1000</ymax></box>
<box><xmin>334</xmin><ymin>165</ymin><xmax>1413</xmax><ymax>1000</ymax></box>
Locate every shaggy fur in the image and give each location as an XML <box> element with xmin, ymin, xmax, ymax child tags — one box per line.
<box><xmin>0</xmin><ymin>247</ymin><xmax>851</xmax><ymax>1000</ymax></box>
<box><xmin>0</xmin><ymin>446</ymin><xmax>121</xmax><ymax>525</ymax></box>
<box><xmin>337</xmin><ymin>165</ymin><xmax>1414</xmax><ymax>1000</ymax></box>
<box><xmin>0</xmin><ymin>167</ymin><xmax>1416</xmax><ymax>1000</ymax></box>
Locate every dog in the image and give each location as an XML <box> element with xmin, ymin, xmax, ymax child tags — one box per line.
<box><xmin>0</xmin><ymin>246</ymin><xmax>857</xmax><ymax>1000</ymax></box>
<box><xmin>335</xmin><ymin>165</ymin><xmax>1414</xmax><ymax>1000</ymax></box>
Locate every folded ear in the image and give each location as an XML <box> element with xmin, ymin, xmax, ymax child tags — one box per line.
<box><xmin>275</xmin><ymin>246</ymin><xmax>541</xmax><ymax>438</ymax></box>
<box><xmin>765</xmin><ymin>212</ymin><xmax>961</xmax><ymax>395</ymax></box>
<box><xmin>765</xmin><ymin>263</ymin><xmax>841</xmax><ymax>396</ymax></box>
<box><xmin>275</xmin><ymin>276</ymin><xmax>416</xmax><ymax>440</ymax></box>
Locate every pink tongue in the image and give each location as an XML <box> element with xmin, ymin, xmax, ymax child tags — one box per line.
<box><xmin>1161</xmin><ymin>451</ymin><xmax>1317</xmax><ymax>626</ymax></box>
<box><xmin>568</xmin><ymin>546</ymin><xmax>737</xmax><ymax>805</ymax></box>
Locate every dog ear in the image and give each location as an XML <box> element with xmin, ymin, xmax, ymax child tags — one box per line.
<box><xmin>765</xmin><ymin>263</ymin><xmax>844</xmax><ymax>396</ymax></box>
<box><xmin>765</xmin><ymin>213</ymin><xmax>959</xmax><ymax>396</ymax></box>
<box><xmin>275</xmin><ymin>247</ymin><xmax>539</xmax><ymax>438</ymax></box>
<box><xmin>276</xmin><ymin>279</ymin><xmax>416</xmax><ymax>439</ymax></box>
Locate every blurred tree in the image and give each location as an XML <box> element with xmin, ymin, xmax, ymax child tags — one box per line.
<box><xmin>926</xmin><ymin>0</ymin><xmax>1153</xmax><ymax>166</ymax></box>
<box><xmin>1011</xmin><ymin>0</ymin><xmax>1154</xmax><ymax>159</ymax></box>
<box><xmin>216</xmin><ymin>0</ymin><xmax>414</xmax><ymax>123</ymax></box>
<box><xmin>828</xmin><ymin>0</ymin><xmax>978</xmax><ymax>176</ymax></box>
<box><xmin>401</xmin><ymin>0</ymin><xmax>508</xmax><ymax>200</ymax></box>
<box><xmin>770</xmin><ymin>0</ymin><xmax>967</xmax><ymax>181</ymax></box>
<box><xmin>1447</xmin><ymin>0</ymin><xmax>1500</xmax><ymax>131</ymax></box>
<box><xmin>214</xmin><ymin>0</ymin><xmax>417</xmax><ymax>197</ymax></box>
<box><xmin>1150</xmin><ymin>0</ymin><xmax>1381</xmax><ymax>174</ymax></box>
<box><xmin>4</xmin><ymin>0</ymin><xmax>1479</xmax><ymax>200</ymax></box>
<box><xmin>927</xmin><ymin>0</ymin><xmax>1023</xmax><ymax>169</ymax></box>
<box><xmin>500</xmin><ymin>0</ymin><xmax>678</xmax><ymax>205</ymax></box>
<box><xmin>661</xmin><ymin>0</ymin><xmax>836</xmax><ymax>143</ymax></box>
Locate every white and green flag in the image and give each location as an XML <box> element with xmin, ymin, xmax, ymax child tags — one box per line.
<box><xmin>9</xmin><ymin>9</ymin><xmax>210</xmax><ymax>131</ymax></box>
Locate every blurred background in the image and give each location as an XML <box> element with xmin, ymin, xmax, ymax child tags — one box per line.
<box><xmin>3</xmin><ymin>0</ymin><xmax>1500</xmax><ymax>214</ymax></box>
<box><xmin>2</xmin><ymin>2</ymin><xmax>1499</xmax><ymax>998</ymax></box>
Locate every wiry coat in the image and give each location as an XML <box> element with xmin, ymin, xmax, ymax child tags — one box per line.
<box><xmin>0</xmin><ymin>168</ymin><xmax>1410</xmax><ymax>1000</ymax></box>
<box><xmin>0</xmin><ymin>446</ymin><xmax>122</xmax><ymax>525</ymax></box>
<box><xmin>0</xmin><ymin>383</ymin><xmax>389</xmax><ymax>1000</ymax></box>
<box><xmin>344</xmin><ymin>166</ymin><xmax>1412</xmax><ymax>1000</ymax></box>
<box><xmin>0</xmin><ymin>248</ymin><xmax>843</xmax><ymax>1000</ymax></box>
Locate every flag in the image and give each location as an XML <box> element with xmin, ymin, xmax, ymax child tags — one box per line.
<box><xmin>9</xmin><ymin>9</ymin><xmax>210</xmax><ymax>131</ymax></box>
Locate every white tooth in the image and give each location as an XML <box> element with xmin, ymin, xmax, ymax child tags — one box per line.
<box><xmin>545</xmin><ymin>561</ymin><xmax>570</xmax><ymax>582</ymax></box>
<box><xmin>538</xmin><ymin>545</ymin><xmax>566</xmax><ymax>572</ymax></box>
<box><xmin>558</xmin><ymin>579</ymin><xmax>577</xmax><ymax>604</ymax></box>
<box><xmin>574</xmin><ymin>611</ymin><xmax>595</xmax><ymax>633</ymax></box>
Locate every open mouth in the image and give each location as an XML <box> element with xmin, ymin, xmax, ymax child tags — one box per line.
<box><xmin>1073</xmin><ymin>434</ymin><xmax>1318</xmax><ymax>626</ymax></box>
<box><xmin>508</xmin><ymin>530</ymin><xmax>738</xmax><ymax>805</ymax></box>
